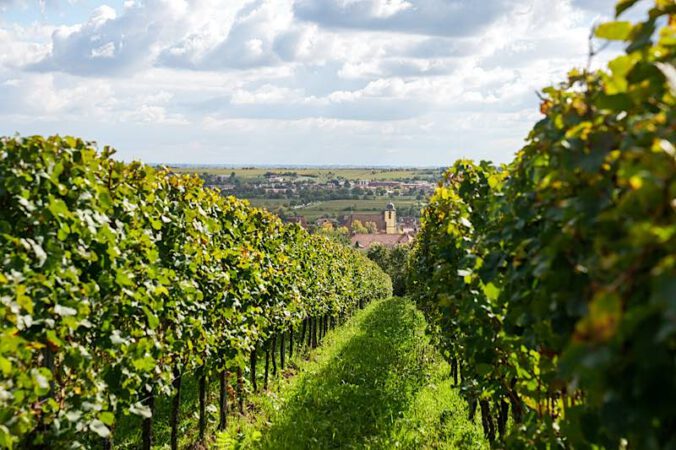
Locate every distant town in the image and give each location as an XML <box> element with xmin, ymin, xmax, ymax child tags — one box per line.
<box><xmin>170</xmin><ymin>167</ymin><xmax>442</xmax><ymax>248</ymax></box>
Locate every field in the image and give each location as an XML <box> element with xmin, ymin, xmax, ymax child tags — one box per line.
<box><xmin>169</xmin><ymin>166</ymin><xmax>441</xmax><ymax>182</ymax></box>
<box><xmin>168</xmin><ymin>166</ymin><xmax>436</xmax><ymax>222</ymax></box>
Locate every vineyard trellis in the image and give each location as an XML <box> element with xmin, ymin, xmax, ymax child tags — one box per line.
<box><xmin>408</xmin><ymin>1</ymin><xmax>674</xmax><ymax>448</ymax></box>
<box><xmin>0</xmin><ymin>136</ymin><xmax>392</xmax><ymax>449</ymax></box>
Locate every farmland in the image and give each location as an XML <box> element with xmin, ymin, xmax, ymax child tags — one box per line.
<box><xmin>169</xmin><ymin>166</ymin><xmax>441</xmax><ymax>183</ymax></box>
<box><xmin>167</xmin><ymin>166</ymin><xmax>438</xmax><ymax>224</ymax></box>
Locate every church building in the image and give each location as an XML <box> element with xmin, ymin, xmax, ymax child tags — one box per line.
<box><xmin>343</xmin><ymin>202</ymin><xmax>400</xmax><ymax>235</ymax></box>
<box><xmin>346</xmin><ymin>202</ymin><xmax>415</xmax><ymax>249</ymax></box>
<box><xmin>384</xmin><ymin>202</ymin><xmax>397</xmax><ymax>234</ymax></box>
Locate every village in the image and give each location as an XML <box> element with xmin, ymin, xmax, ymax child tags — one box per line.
<box><xmin>191</xmin><ymin>168</ymin><xmax>439</xmax><ymax>248</ymax></box>
<box><xmin>296</xmin><ymin>202</ymin><xmax>420</xmax><ymax>249</ymax></box>
<box><xmin>201</xmin><ymin>170</ymin><xmax>436</xmax><ymax>201</ymax></box>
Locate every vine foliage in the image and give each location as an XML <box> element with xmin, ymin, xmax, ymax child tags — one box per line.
<box><xmin>0</xmin><ymin>136</ymin><xmax>391</xmax><ymax>448</ymax></box>
<box><xmin>409</xmin><ymin>1</ymin><xmax>675</xmax><ymax>448</ymax></box>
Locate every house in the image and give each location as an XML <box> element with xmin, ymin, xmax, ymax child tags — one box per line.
<box><xmin>315</xmin><ymin>218</ymin><xmax>338</xmax><ymax>228</ymax></box>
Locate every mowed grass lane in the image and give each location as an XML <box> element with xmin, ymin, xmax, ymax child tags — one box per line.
<box><xmin>223</xmin><ymin>297</ymin><xmax>487</xmax><ymax>449</ymax></box>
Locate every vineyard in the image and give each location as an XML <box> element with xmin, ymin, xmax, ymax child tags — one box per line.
<box><xmin>0</xmin><ymin>0</ymin><xmax>675</xmax><ymax>449</ymax></box>
<box><xmin>0</xmin><ymin>135</ymin><xmax>391</xmax><ymax>448</ymax></box>
<box><xmin>409</xmin><ymin>1</ymin><xmax>675</xmax><ymax>449</ymax></box>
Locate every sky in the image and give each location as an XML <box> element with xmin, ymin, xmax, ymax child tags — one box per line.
<box><xmin>0</xmin><ymin>0</ymin><xmax>645</xmax><ymax>166</ymax></box>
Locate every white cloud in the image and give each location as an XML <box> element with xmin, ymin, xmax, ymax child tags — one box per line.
<box><xmin>89</xmin><ymin>4</ymin><xmax>117</xmax><ymax>27</ymax></box>
<box><xmin>0</xmin><ymin>0</ymin><xmax>644</xmax><ymax>165</ymax></box>
<box><xmin>91</xmin><ymin>41</ymin><xmax>116</xmax><ymax>58</ymax></box>
<box><xmin>230</xmin><ymin>84</ymin><xmax>302</xmax><ymax>104</ymax></box>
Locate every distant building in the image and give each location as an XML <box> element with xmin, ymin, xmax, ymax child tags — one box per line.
<box><xmin>342</xmin><ymin>202</ymin><xmax>399</xmax><ymax>234</ymax></box>
<box><xmin>315</xmin><ymin>218</ymin><xmax>338</xmax><ymax>228</ymax></box>
<box><xmin>384</xmin><ymin>202</ymin><xmax>397</xmax><ymax>234</ymax></box>
<box><xmin>399</xmin><ymin>216</ymin><xmax>420</xmax><ymax>234</ymax></box>
<box><xmin>345</xmin><ymin>203</ymin><xmax>414</xmax><ymax>249</ymax></box>
<box><xmin>343</xmin><ymin>213</ymin><xmax>386</xmax><ymax>232</ymax></box>
<box><xmin>351</xmin><ymin>232</ymin><xmax>413</xmax><ymax>249</ymax></box>
<box><xmin>368</xmin><ymin>181</ymin><xmax>400</xmax><ymax>188</ymax></box>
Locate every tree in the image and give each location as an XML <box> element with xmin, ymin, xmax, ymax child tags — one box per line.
<box><xmin>364</xmin><ymin>221</ymin><xmax>378</xmax><ymax>234</ymax></box>
<box><xmin>367</xmin><ymin>244</ymin><xmax>410</xmax><ymax>296</ymax></box>
<box><xmin>351</xmin><ymin>219</ymin><xmax>368</xmax><ymax>234</ymax></box>
<box><xmin>320</xmin><ymin>221</ymin><xmax>334</xmax><ymax>232</ymax></box>
<box><xmin>366</xmin><ymin>244</ymin><xmax>388</xmax><ymax>269</ymax></box>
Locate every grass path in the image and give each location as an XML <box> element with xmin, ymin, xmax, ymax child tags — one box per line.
<box><xmin>220</xmin><ymin>298</ymin><xmax>487</xmax><ymax>449</ymax></box>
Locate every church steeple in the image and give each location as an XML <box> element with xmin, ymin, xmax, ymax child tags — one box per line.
<box><xmin>384</xmin><ymin>203</ymin><xmax>396</xmax><ymax>234</ymax></box>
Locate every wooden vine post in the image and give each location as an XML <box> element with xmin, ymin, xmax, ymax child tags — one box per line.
<box><xmin>170</xmin><ymin>369</ymin><xmax>182</xmax><ymax>450</ymax></box>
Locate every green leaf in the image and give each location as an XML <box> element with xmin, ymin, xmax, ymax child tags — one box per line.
<box><xmin>98</xmin><ymin>190</ymin><xmax>114</xmax><ymax>210</ymax></box>
<box><xmin>17</xmin><ymin>292</ymin><xmax>34</xmax><ymax>315</ymax></box>
<box><xmin>595</xmin><ymin>21</ymin><xmax>633</xmax><ymax>40</ymax></box>
<box><xmin>115</xmin><ymin>270</ymin><xmax>134</xmax><ymax>287</ymax></box>
<box><xmin>132</xmin><ymin>356</ymin><xmax>156</xmax><ymax>372</ymax></box>
<box><xmin>141</xmin><ymin>306</ymin><xmax>159</xmax><ymax>330</ymax></box>
<box><xmin>0</xmin><ymin>357</ymin><xmax>11</xmax><ymax>377</ymax></box>
<box><xmin>626</xmin><ymin>20</ymin><xmax>656</xmax><ymax>53</ymax></box>
<box><xmin>595</xmin><ymin>93</ymin><xmax>632</xmax><ymax>111</ymax></box>
<box><xmin>0</xmin><ymin>425</ymin><xmax>13</xmax><ymax>450</ymax></box>
<box><xmin>608</xmin><ymin>55</ymin><xmax>634</xmax><ymax>78</ymax></box>
<box><xmin>99</xmin><ymin>412</ymin><xmax>115</xmax><ymax>426</ymax></box>
<box><xmin>57</xmin><ymin>224</ymin><xmax>70</xmax><ymax>241</ymax></box>
<box><xmin>482</xmin><ymin>282</ymin><xmax>500</xmax><ymax>301</ymax></box>
<box><xmin>47</xmin><ymin>197</ymin><xmax>69</xmax><ymax>218</ymax></box>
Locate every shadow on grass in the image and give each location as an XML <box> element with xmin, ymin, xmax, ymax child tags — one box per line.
<box><xmin>257</xmin><ymin>298</ymin><xmax>430</xmax><ymax>450</ymax></box>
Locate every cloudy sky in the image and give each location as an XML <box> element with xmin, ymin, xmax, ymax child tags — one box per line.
<box><xmin>0</xmin><ymin>0</ymin><xmax>641</xmax><ymax>165</ymax></box>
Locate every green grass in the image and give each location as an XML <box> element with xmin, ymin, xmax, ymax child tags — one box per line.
<box><xmin>112</xmin><ymin>368</ymin><xmax>223</xmax><ymax>449</ymax></box>
<box><xmin>219</xmin><ymin>298</ymin><xmax>488</xmax><ymax>450</ymax></box>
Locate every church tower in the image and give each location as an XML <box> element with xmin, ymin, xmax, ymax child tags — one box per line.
<box><xmin>384</xmin><ymin>202</ymin><xmax>397</xmax><ymax>234</ymax></box>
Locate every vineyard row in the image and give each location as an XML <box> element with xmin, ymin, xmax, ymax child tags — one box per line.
<box><xmin>408</xmin><ymin>2</ymin><xmax>674</xmax><ymax>448</ymax></box>
<box><xmin>0</xmin><ymin>136</ymin><xmax>392</xmax><ymax>448</ymax></box>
